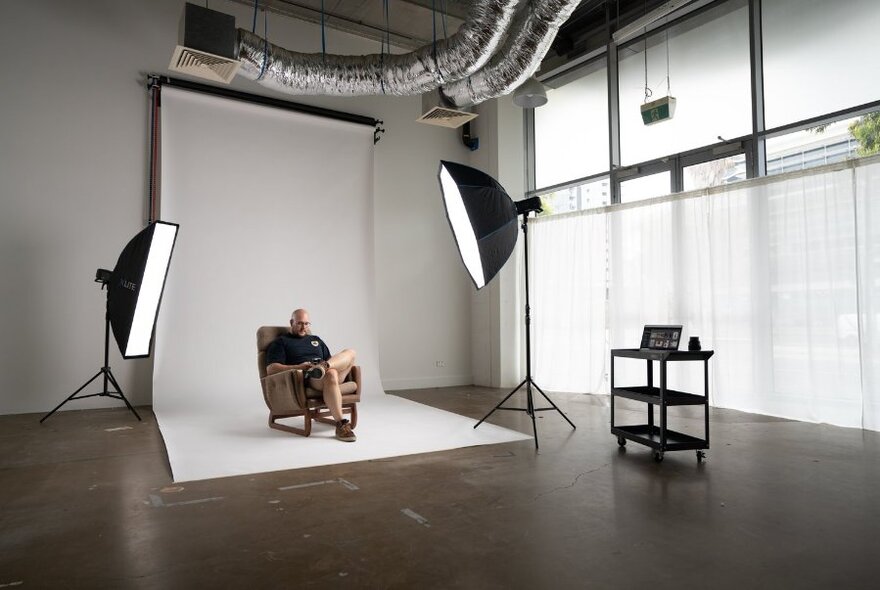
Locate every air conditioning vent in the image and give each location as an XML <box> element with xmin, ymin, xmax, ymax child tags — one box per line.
<box><xmin>168</xmin><ymin>3</ymin><xmax>239</xmax><ymax>84</ymax></box>
<box><xmin>417</xmin><ymin>106</ymin><xmax>478</xmax><ymax>129</ymax></box>
<box><xmin>169</xmin><ymin>45</ymin><xmax>240</xmax><ymax>84</ymax></box>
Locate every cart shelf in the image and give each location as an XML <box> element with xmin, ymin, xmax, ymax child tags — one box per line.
<box><xmin>612</xmin><ymin>425</ymin><xmax>707</xmax><ymax>451</ymax></box>
<box><xmin>610</xmin><ymin>348</ymin><xmax>712</xmax><ymax>463</ymax></box>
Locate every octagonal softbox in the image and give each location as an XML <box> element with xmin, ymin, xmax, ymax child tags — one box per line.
<box><xmin>438</xmin><ymin>160</ymin><xmax>518</xmax><ymax>289</ymax></box>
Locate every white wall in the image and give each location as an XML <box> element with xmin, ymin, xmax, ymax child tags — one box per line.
<box><xmin>468</xmin><ymin>96</ymin><xmax>527</xmax><ymax>389</ymax></box>
<box><xmin>0</xmin><ymin>0</ymin><xmax>477</xmax><ymax>414</ymax></box>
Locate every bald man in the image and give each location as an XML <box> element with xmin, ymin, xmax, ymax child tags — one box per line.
<box><xmin>265</xmin><ymin>309</ymin><xmax>358</xmax><ymax>442</ymax></box>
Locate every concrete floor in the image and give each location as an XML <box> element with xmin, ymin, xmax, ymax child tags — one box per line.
<box><xmin>1</xmin><ymin>386</ymin><xmax>878</xmax><ymax>589</ymax></box>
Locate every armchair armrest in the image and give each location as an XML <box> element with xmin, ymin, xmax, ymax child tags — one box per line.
<box><xmin>347</xmin><ymin>365</ymin><xmax>362</xmax><ymax>390</ymax></box>
<box><xmin>261</xmin><ymin>369</ymin><xmax>307</xmax><ymax>414</ymax></box>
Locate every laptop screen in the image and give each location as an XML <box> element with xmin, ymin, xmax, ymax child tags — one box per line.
<box><xmin>640</xmin><ymin>325</ymin><xmax>683</xmax><ymax>350</ymax></box>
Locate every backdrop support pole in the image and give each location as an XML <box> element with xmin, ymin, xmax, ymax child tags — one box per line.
<box><xmin>474</xmin><ymin>213</ymin><xmax>575</xmax><ymax>449</ymax></box>
<box><xmin>40</xmin><ymin>312</ymin><xmax>141</xmax><ymax>423</ymax></box>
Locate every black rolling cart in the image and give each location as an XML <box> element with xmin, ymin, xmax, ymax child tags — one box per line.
<box><xmin>610</xmin><ymin>349</ymin><xmax>713</xmax><ymax>462</ymax></box>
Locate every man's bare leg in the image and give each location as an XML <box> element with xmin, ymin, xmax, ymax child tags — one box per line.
<box><xmin>324</xmin><ymin>348</ymin><xmax>356</xmax><ymax>377</ymax></box>
<box><xmin>309</xmin><ymin>348</ymin><xmax>357</xmax><ymax>423</ymax></box>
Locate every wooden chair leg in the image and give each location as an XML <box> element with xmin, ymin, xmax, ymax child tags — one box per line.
<box><xmin>268</xmin><ymin>410</ymin><xmax>313</xmax><ymax>437</ymax></box>
<box><xmin>303</xmin><ymin>408</ymin><xmax>312</xmax><ymax>436</ymax></box>
<box><xmin>268</xmin><ymin>405</ymin><xmax>357</xmax><ymax>436</ymax></box>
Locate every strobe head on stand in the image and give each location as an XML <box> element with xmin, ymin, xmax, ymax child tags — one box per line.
<box><xmin>40</xmin><ymin>221</ymin><xmax>179</xmax><ymax>423</ymax></box>
<box><xmin>515</xmin><ymin>196</ymin><xmax>543</xmax><ymax>217</ymax></box>
<box><xmin>436</xmin><ymin>161</ymin><xmax>575</xmax><ymax>449</ymax></box>
<box><xmin>95</xmin><ymin>268</ymin><xmax>112</xmax><ymax>288</ymax></box>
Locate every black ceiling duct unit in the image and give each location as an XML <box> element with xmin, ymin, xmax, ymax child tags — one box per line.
<box><xmin>169</xmin><ymin>2</ymin><xmax>240</xmax><ymax>84</ymax></box>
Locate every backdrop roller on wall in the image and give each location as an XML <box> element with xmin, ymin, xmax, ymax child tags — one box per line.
<box><xmin>154</xmin><ymin>87</ymin><xmax>528</xmax><ymax>482</ymax></box>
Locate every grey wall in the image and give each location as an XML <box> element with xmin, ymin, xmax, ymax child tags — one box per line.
<box><xmin>0</xmin><ymin>0</ymin><xmax>481</xmax><ymax>415</ymax></box>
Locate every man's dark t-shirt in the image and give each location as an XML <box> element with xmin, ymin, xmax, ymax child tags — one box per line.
<box><xmin>266</xmin><ymin>333</ymin><xmax>331</xmax><ymax>366</ymax></box>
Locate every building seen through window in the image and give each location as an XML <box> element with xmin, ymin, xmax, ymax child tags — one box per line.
<box><xmin>538</xmin><ymin>177</ymin><xmax>609</xmax><ymax>216</ymax></box>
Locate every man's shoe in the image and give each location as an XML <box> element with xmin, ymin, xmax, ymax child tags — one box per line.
<box><xmin>335</xmin><ymin>420</ymin><xmax>356</xmax><ymax>442</ymax></box>
<box><xmin>304</xmin><ymin>365</ymin><xmax>325</xmax><ymax>380</ymax></box>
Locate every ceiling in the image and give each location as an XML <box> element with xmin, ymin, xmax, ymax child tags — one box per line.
<box><xmin>228</xmin><ymin>0</ymin><xmax>470</xmax><ymax>50</ymax></box>
<box><xmin>228</xmin><ymin>0</ymin><xmax>678</xmax><ymax>69</ymax></box>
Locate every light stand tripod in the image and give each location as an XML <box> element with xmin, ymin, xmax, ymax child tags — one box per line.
<box><xmin>474</xmin><ymin>211</ymin><xmax>575</xmax><ymax>449</ymax></box>
<box><xmin>40</xmin><ymin>287</ymin><xmax>141</xmax><ymax>423</ymax></box>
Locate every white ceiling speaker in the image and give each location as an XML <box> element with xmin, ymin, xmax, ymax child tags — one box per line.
<box><xmin>512</xmin><ymin>77</ymin><xmax>548</xmax><ymax>109</ymax></box>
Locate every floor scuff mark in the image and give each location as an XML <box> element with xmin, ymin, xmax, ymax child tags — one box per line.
<box><xmin>149</xmin><ymin>494</ymin><xmax>224</xmax><ymax>508</ymax></box>
<box><xmin>401</xmin><ymin>508</ymin><xmax>431</xmax><ymax>527</ymax></box>
<box><xmin>278</xmin><ymin>478</ymin><xmax>359</xmax><ymax>492</ymax></box>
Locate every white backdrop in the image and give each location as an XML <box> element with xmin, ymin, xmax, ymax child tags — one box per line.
<box><xmin>154</xmin><ymin>87</ymin><xmax>527</xmax><ymax>481</ymax></box>
<box><xmin>155</xmin><ymin>87</ymin><xmax>381</xmax><ymax>407</ymax></box>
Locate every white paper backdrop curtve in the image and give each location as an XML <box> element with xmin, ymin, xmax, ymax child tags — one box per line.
<box><xmin>154</xmin><ymin>87</ymin><xmax>528</xmax><ymax>482</ymax></box>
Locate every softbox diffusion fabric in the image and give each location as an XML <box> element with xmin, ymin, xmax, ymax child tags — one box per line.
<box><xmin>106</xmin><ymin>226</ymin><xmax>152</xmax><ymax>356</ymax></box>
<box><xmin>107</xmin><ymin>221</ymin><xmax>178</xmax><ymax>358</ymax></box>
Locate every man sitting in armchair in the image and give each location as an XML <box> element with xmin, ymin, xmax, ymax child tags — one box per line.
<box><xmin>265</xmin><ymin>308</ymin><xmax>358</xmax><ymax>442</ymax></box>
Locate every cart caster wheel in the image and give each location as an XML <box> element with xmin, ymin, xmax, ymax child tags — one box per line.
<box><xmin>653</xmin><ymin>451</ymin><xmax>664</xmax><ymax>463</ymax></box>
<box><xmin>617</xmin><ymin>436</ymin><xmax>626</xmax><ymax>447</ymax></box>
<box><xmin>696</xmin><ymin>451</ymin><xmax>706</xmax><ymax>463</ymax></box>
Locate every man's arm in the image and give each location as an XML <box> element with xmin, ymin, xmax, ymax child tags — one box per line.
<box><xmin>265</xmin><ymin>339</ymin><xmax>312</xmax><ymax>376</ymax></box>
<box><xmin>266</xmin><ymin>362</ymin><xmax>313</xmax><ymax>376</ymax></box>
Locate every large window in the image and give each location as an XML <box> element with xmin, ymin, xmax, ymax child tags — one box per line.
<box><xmin>528</xmin><ymin>0</ymin><xmax>880</xmax><ymax>209</ymax></box>
<box><xmin>617</xmin><ymin>0</ymin><xmax>751</xmax><ymax>166</ymax></box>
<box><xmin>683</xmin><ymin>154</ymin><xmax>746</xmax><ymax>190</ymax></box>
<box><xmin>534</xmin><ymin>62</ymin><xmax>609</xmax><ymax>189</ymax></box>
<box><xmin>763</xmin><ymin>0</ymin><xmax>880</xmax><ymax>128</ymax></box>
<box><xmin>620</xmin><ymin>171</ymin><xmax>671</xmax><ymax>203</ymax></box>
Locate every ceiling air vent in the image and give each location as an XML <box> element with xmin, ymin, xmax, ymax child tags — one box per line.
<box><xmin>417</xmin><ymin>106</ymin><xmax>478</xmax><ymax>129</ymax></box>
<box><xmin>168</xmin><ymin>3</ymin><xmax>240</xmax><ymax>84</ymax></box>
<box><xmin>169</xmin><ymin>46</ymin><xmax>240</xmax><ymax>84</ymax></box>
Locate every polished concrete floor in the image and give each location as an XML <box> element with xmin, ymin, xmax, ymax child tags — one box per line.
<box><xmin>1</xmin><ymin>386</ymin><xmax>878</xmax><ymax>589</ymax></box>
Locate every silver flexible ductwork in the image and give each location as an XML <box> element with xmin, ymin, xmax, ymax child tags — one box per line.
<box><xmin>440</xmin><ymin>0</ymin><xmax>582</xmax><ymax>107</ymax></box>
<box><xmin>236</xmin><ymin>0</ymin><xmax>520</xmax><ymax>97</ymax></box>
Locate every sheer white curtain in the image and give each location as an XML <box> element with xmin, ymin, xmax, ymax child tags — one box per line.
<box><xmin>856</xmin><ymin>162</ymin><xmax>880</xmax><ymax>431</ymax></box>
<box><xmin>532</xmin><ymin>157</ymin><xmax>880</xmax><ymax>430</ymax></box>
<box><xmin>531</xmin><ymin>212</ymin><xmax>607</xmax><ymax>394</ymax></box>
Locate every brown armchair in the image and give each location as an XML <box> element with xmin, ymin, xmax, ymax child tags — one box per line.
<box><xmin>257</xmin><ymin>326</ymin><xmax>361</xmax><ymax>436</ymax></box>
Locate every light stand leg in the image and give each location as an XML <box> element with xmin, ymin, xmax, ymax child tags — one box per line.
<box><xmin>40</xmin><ymin>369</ymin><xmax>104</xmax><ymax>423</ymax></box>
<box><xmin>474</xmin><ymin>378</ymin><xmax>527</xmax><ymax>428</ymax></box>
<box><xmin>531</xmin><ymin>379</ymin><xmax>577</xmax><ymax>430</ymax></box>
<box><xmin>40</xmin><ymin>314</ymin><xmax>141</xmax><ymax>423</ymax></box>
<box><xmin>473</xmin><ymin>213</ymin><xmax>575</xmax><ymax>449</ymax></box>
